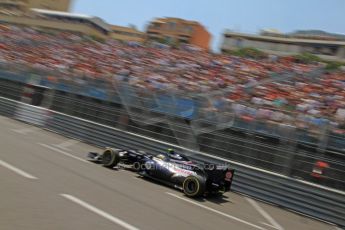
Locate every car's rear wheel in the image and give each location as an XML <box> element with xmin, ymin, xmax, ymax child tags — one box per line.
<box><xmin>183</xmin><ymin>175</ymin><xmax>206</xmax><ymax>197</ymax></box>
<box><xmin>102</xmin><ymin>148</ymin><xmax>120</xmax><ymax>168</ymax></box>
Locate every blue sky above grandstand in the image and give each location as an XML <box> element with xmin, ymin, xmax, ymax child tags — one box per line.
<box><xmin>72</xmin><ymin>0</ymin><xmax>345</xmax><ymax>51</ymax></box>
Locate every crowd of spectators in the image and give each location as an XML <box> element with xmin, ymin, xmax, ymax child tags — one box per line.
<box><xmin>0</xmin><ymin>24</ymin><xmax>316</xmax><ymax>92</ymax></box>
<box><xmin>227</xmin><ymin>72</ymin><xmax>345</xmax><ymax>140</ymax></box>
<box><xmin>0</xmin><ymin>24</ymin><xmax>344</xmax><ymax>137</ymax></box>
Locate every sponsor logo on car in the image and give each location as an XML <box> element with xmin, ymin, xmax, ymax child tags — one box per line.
<box><xmin>225</xmin><ymin>171</ymin><xmax>233</xmax><ymax>181</ymax></box>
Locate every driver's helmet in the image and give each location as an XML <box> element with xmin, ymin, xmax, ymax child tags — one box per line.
<box><xmin>167</xmin><ymin>149</ymin><xmax>184</xmax><ymax>161</ymax></box>
<box><xmin>156</xmin><ymin>154</ymin><xmax>166</xmax><ymax>160</ymax></box>
<box><xmin>167</xmin><ymin>148</ymin><xmax>175</xmax><ymax>154</ymax></box>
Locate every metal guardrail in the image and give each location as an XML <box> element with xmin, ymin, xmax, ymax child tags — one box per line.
<box><xmin>0</xmin><ymin>96</ymin><xmax>344</xmax><ymax>227</ymax></box>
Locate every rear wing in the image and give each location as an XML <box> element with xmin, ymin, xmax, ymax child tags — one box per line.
<box><xmin>204</xmin><ymin>166</ymin><xmax>235</xmax><ymax>192</ymax></box>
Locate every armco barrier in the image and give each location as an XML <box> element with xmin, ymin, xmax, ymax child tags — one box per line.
<box><xmin>14</xmin><ymin>104</ymin><xmax>50</xmax><ymax>126</ymax></box>
<box><xmin>0</xmin><ymin>96</ymin><xmax>344</xmax><ymax>227</ymax></box>
<box><xmin>0</xmin><ymin>97</ymin><xmax>17</xmax><ymax>117</ymax></box>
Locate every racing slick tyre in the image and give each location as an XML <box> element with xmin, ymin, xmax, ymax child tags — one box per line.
<box><xmin>102</xmin><ymin>148</ymin><xmax>120</xmax><ymax>168</ymax></box>
<box><xmin>183</xmin><ymin>175</ymin><xmax>206</xmax><ymax>197</ymax></box>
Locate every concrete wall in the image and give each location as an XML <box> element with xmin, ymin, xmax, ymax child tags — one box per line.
<box><xmin>28</xmin><ymin>0</ymin><xmax>70</xmax><ymax>11</ymax></box>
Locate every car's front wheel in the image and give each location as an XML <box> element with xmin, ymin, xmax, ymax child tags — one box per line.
<box><xmin>102</xmin><ymin>148</ymin><xmax>120</xmax><ymax>168</ymax></box>
<box><xmin>183</xmin><ymin>175</ymin><xmax>206</xmax><ymax>197</ymax></box>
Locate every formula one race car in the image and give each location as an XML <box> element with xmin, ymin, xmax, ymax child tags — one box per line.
<box><xmin>88</xmin><ymin>148</ymin><xmax>235</xmax><ymax>197</ymax></box>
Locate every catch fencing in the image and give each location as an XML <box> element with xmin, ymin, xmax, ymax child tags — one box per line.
<box><xmin>0</xmin><ymin>72</ymin><xmax>345</xmax><ymax>191</ymax></box>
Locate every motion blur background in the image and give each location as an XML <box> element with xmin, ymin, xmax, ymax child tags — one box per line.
<box><xmin>0</xmin><ymin>0</ymin><xmax>344</xmax><ymax>191</ymax></box>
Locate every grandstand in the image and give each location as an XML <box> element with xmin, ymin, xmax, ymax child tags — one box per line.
<box><xmin>222</xmin><ymin>30</ymin><xmax>345</xmax><ymax>61</ymax></box>
<box><xmin>110</xmin><ymin>25</ymin><xmax>146</xmax><ymax>43</ymax></box>
<box><xmin>0</xmin><ymin>0</ymin><xmax>71</xmax><ymax>14</ymax></box>
<box><xmin>0</xmin><ymin>4</ymin><xmax>149</xmax><ymax>41</ymax></box>
<box><xmin>31</xmin><ymin>8</ymin><xmax>110</xmax><ymax>35</ymax></box>
<box><xmin>0</xmin><ymin>0</ymin><xmax>28</xmax><ymax>15</ymax></box>
<box><xmin>0</xmin><ymin>17</ymin><xmax>344</xmax><ymax>189</ymax></box>
<box><xmin>0</xmin><ymin>8</ymin><xmax>110</xmax><ymax>38</ymax></box>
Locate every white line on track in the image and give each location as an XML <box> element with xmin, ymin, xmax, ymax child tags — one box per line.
<box><xmin>261</xmin><ymin>222</ymin><xmax>280</xmax><ymax>230</ymax></box>
<box><xmin>12</xmin><ymin>127</ymin><xmax>39</xmax><ymax>135</ymax></box>
<box><xmin>60</xmin><ymin>194</ymin><xmax>140</xmax><ymax>230</ymax></box>
<box><xmin>54</xmin><ymin>139</ymin><xmax>80</xmax><ymax>150</ymax></box>
<box><xmin>38</xmin><ymin>143</ymin><xmax>91</xmax><ymax>164</ymax></box>
<box><xmin>0</xmin><ymin>159</ymin><xmax>38</xmax><ymax>179</ymax></box>
<box><xmin>246</xmin><ymin>197</ymin><xmax>284</xmax><ymax>230</ymax></box>
<box><xmin>166</xmin><ymin>192</ymin><xmax>267</xmax><ymax>230</ymax></box>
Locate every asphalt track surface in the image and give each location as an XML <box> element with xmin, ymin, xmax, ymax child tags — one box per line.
<box><xmin>0</xmin><ymin>115</ymin><xmax>341</xmax><ymax>230</ymax></box>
